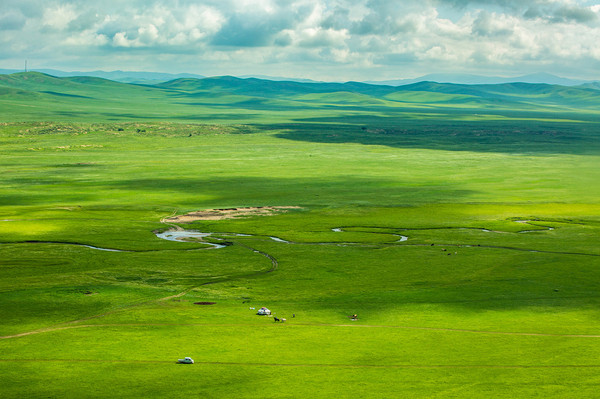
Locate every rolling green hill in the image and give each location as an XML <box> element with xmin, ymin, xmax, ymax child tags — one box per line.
<box><xmin>2</xmin><ymin>72</ymin><xmax>600</xmax><ymax>123</ymax></box>
<box><xmin>1</xmin><ymin>72</ymin><xmax>600</xmax><ymax>398</ymax></box>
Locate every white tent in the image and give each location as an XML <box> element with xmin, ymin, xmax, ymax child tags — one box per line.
<box><xmin>257</xmin><ymin>307</ymin><xmax>271</xmax><ymax>315</ymax></box>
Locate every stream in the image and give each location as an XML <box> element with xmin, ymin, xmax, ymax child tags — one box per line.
<box><xmin>153</xmin><ymin>220</ymin><xmax>557</xmax><ymax>249</ymax></box>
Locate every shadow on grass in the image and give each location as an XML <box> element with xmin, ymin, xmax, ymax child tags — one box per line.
<box><xmin>0</xmin><ymin>193</ymin><xmax>94</xmax><ymax>207</ymax></box>
<box><xmin>41</xmin><ymin>91</ymin><xmax>92</xmax><ymax>99</ymax></box>
<box><xmin>176</xmin><ymin>98</ymin><xmax>297</xmax><ymax>111</ymax></box>
<box><xmin>256</xmin><ymin>118</ymin><xmax>600</xmax><ymax>155</ymax></box>
<box><xmin>0</xmin><ymin>174</ymin><xmax>476</xmax><ymax>207</ymax></box>
<box><xmin>100</xmin><ymin>176</ymin><xmax>476</xmax><ymax>207</ymax></box>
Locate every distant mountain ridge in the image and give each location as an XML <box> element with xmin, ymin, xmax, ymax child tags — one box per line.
<box><xmin>0</xmin><ymin>68</ymin><xmax>596</xmax><ymax>86</ymax></box>
<box><xmin>0</xmin><ymin>68</ymin><xmax>205</xmax><ymax>84</ymax></box>
<box><xmin>366</xmin><ymin>72</ymin><xmax>594</xmax><ymax>86</ymax></box>
<box><xmin>2</xmin><ymin>71</ymin><xmax>600</xmax><ymax>124</ymax></box>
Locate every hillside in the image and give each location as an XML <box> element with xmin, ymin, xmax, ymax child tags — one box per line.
<box><xmin>1</xmin><ymin>72</ymin><xmax>600</xmax><ymax>123</ymax></box>
<box><xmin>2</xmin><ymin>69</ymin><xmax>595</xmax><ymax>86</ymax></box>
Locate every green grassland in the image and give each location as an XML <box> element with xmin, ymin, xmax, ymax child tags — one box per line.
<box><xmin>1</xmin><ymin>73</ymin><xmax>600</xmax><ymax>397</ymax></box>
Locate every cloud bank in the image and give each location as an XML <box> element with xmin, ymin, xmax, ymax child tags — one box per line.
<box><xmin>1</xmin><ymin>0</ymin><xmax>599</xmax><ymax>80</ymax></box>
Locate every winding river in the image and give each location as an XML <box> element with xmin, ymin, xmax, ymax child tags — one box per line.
<box><xmin>153</xmin><ymin>220</ymin><xmax>556</xmax><ymax>249</ymax></box>
<box><xmin>155</xmin><ymin>230</ymin><xmax>228</xmax><ymax>249</ymax></box>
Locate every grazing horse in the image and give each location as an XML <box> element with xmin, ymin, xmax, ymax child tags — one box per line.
<box><xmin>281</xmin><ymin>318</ymin><xmax>286</xmax><ymax>323</ymax></box>
<box><xmin>274</xmin><ymin>317</ymin><xmax>280</xmax><ymax>322</ymax></box>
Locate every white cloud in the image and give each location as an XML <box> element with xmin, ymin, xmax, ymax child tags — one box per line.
<box><xmin>296</xmin><ymin>27</ymin><xmax>349</xmax><ymax>48</ymax></box>
<box><xmin>64</xmin><ymin>30</ymin><xmax>109</xmax><ymax>46</ymax></box>
<box><xmin>183</xmin><ymin>5</ymin><xmax>225</xmax><ymax>33</ymax></box>
<box><xmin>112</xmin><ymin>32</ymin><xmax>130</xmax><ymax>47</ymax></box>
<box><xmin>2</xmin><ymin>0</ymin><xmax>599</xmax><ymax>80</ymax></box>
<box><xmin>43</xmin><ymin>4</ymin><xmax>78</xmax><ymax>30</ymax></box>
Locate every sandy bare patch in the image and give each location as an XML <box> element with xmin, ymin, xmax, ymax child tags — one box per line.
<box><xmin>165</xmin><ymin>206</ymin><xmax>301</xmax><ymax>223</ymax></box>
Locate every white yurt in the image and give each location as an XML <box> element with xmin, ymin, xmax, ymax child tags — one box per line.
<box><xmin>257</xmin><ymin>307</ymin><xmax>271</xmax><ymax>315</ymax></box>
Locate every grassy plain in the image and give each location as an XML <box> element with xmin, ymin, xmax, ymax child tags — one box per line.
<box><xmin>1</xmin><ymin>73</ymin><xmax>600</xmax><ymax>397</ymax></box>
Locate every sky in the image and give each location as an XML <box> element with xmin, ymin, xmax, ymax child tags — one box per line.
<box><xmin>2</xmin><ymin>0</ymin><xmax>600</xmax><ymax>81</ymax></box>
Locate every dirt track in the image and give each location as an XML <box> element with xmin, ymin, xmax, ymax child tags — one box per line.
<box><xmin>3</xmin><ymin>320</ymin><xmax>600</xmax><ymax>340</ymax></box>
<box><xmin>1</xmin><ymin>358</ymin><xmax>599</xmax><ymax>369</ymax></box>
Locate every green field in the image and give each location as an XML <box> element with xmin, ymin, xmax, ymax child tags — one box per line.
<box><xmin>1</xmin><ymin>73</ymin><xmax>600</xmax><ymax>398</ymax></box>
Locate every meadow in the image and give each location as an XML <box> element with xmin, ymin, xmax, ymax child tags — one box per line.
<box><xmin>1</xmin><ymin>73</ymin><xmax>600</xmax><ymax>397</ymax></box>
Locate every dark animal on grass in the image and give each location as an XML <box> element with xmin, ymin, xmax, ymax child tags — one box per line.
<box><xmin>274</xmin><ymin>317</ymin><xmax>280</xmax><ymax>322</ymax></box>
